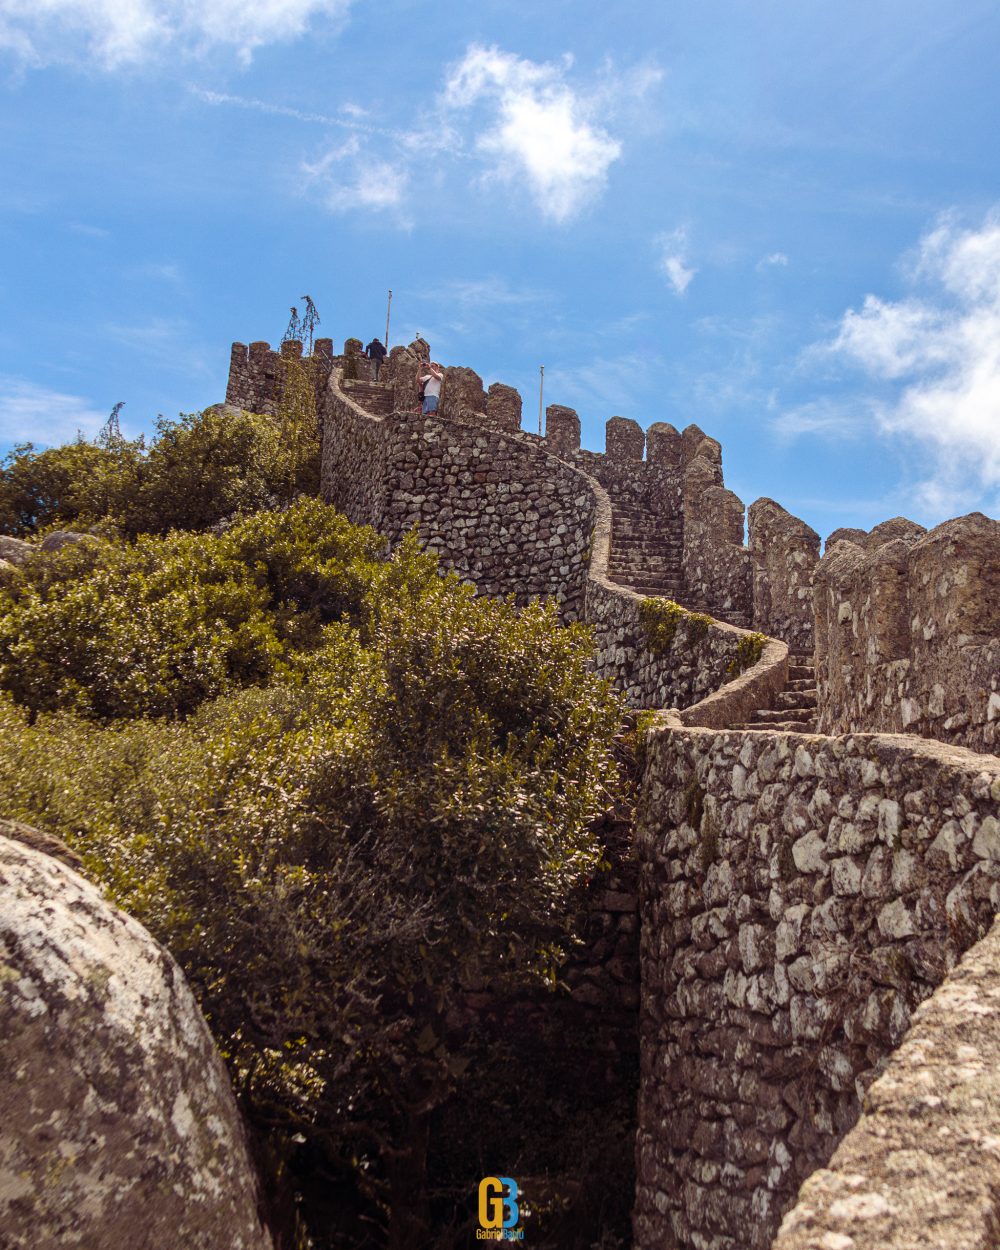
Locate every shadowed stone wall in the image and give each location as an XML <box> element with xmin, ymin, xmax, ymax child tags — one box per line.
<box><xmin>321</xmin><ymin>369</ymin><xmax>774</xmax><ymax>710</ymax></box>
<box><xmin>321</xmin><ymin>377</ymin><xmax>597</xmax><ymax>619</ymax></box>
<box><xmin>634</xmin><ymin>726</ymin><xmax>1000</xmax><ymax>1250</ymax></box>
<box><xmin>680</xmin><ymin>431</ymin><xmax>752</xmax><ymax>627</ymax></box>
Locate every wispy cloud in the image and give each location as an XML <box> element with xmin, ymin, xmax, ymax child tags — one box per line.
<box><xmin>190</xmin><ymin>86</ymin><xmax>369</xmax><ymax>131</ymax></box>
<box><xmin>440</xmin><ymin>277</ymin><xmax>548</xmax><ymax>309</ymax></box>
<box><xmin>0</xmin><ymin>376</ymin><xmax>106</xmax><ymax>444</ymax></box>
<box><xmin>195</xmin><ymin>44</ymin><xmax>653</xmax><ymax>227</ymax></box>
<box><xmin>130</xmin><ymin>261</ymin><xmax>182</xmax><ymax>283</ymax></box>
<box><xmin>770</xmin><ymin>397</ymin><xmax>868</xmax><ymax>442</ymax></box>
<box><xmin>656</xmin><ymin>228</ymin><xmax>696</xmax><ymax>295</ymax></box>
<box><xmin>826</xmin><ymin>208</ymin><xmax>1000</xmax><ymax>514</ymax></box>
<box><xmin>757</xmin><ymin>251</ymin><xmax>789</xmax><ymax>270</ymax></box>
<box><xmin>544</xmin><ymin>350</ymin><xmax>659</xmax><ymax>420</ymax></box>
<box><xmin>301</xmin><ymin>136</ymin><xmax>409</xmax><ymax>219</ymax></box>
<box><xmin>68</xmin><ymin>221</ymin><xmax>111</xmax><ymax>238</ymax></box>
<box><xmin>0</xmin><ymin>0</ymin><xmax>352</xmax><ymax>69</ymax></box>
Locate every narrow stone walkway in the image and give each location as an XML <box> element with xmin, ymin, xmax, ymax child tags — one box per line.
<box><xmin>607</xmin><ymin>504</ymin><xmax>684</xmax><ymax>601</ymax></box>
<box><xmin>730</xmin><ymin>651</ymin><xmax>818</xmax><ymax>731</ymax></box>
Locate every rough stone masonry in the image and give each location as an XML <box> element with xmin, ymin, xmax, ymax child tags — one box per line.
<box><xmin>226</xmin><ymin>334</ymin><xmax>1000</xmax><ymax>1249</ymax></box>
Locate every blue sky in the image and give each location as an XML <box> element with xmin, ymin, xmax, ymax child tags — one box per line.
<box><xmin>1</xmin><ymin>0</ymin><xmax>999</xmax><ymax>542</ymax></box>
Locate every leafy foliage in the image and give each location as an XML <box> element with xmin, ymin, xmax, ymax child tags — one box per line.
<box><xmin>0</xmin><ymin>389</ymin><xmax>320</xmax><ymax>539</ymax></box>
<box><xmin>0</xmin><ymin>499</ymin><xmax>386</xmax><ymax>719</ymax></box>
<box><xmin>638</xmin><ymin>596</ymin><xmax>713</xmax><ymax>656</ymax></box>
<box><xmin>0</xmin><ymin>437</ymin><xmax>143</xmax><ymax>535</ymax></box>
<box><xmin>0</xmin><ymin>500</ymin><xmax>625</xmax><ymax>1246</ymax></box>
<box><xmin>727</xmin><ymin>630</ymin><xmax>768</xmax><ymax>676</ymax></box>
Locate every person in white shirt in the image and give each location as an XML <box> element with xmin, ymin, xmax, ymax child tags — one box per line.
<box><xmin>417</xmin><ymin>362</ymin><xmax>444</xmax><ymax>414</ymax></box>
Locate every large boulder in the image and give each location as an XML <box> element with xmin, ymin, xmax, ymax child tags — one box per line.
<box><xmin>0</xmin><ymin>535</ymin><xmax>32</xmax><ymax>565</ymax></box>
<box><xmin>0</xmin><ymin>833</ymin><xmax>273</xmax><ymax>1250</ymax></box>
<box><xmin>39</xmin><ymin>530</ymin><xmax>94</xmax><ymax>554</ymax></box>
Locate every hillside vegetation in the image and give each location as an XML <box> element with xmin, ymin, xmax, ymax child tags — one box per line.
<box><xmin>0</xmin><ymin>408</ymin><xmax>631</xmax><ymax>1248</ymax></box>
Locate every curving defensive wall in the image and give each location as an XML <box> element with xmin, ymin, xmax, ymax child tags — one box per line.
<box><xmin>226</xmin><ymin>337</ymin><xmax>1000</xmax><ymax>1250</ymax></box>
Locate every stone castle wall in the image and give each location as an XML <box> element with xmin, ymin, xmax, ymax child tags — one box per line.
<box><xmin>226</xmin><ymin>338</ymin><xmax>335</xmax><ymax>416</ymax></box>
<box><xmin>681</xmin><ymin>432</ymin><xmax>753</xmax><ymax>628</ymax></box>
<box><xmin>634</xmin><ymin>726</ymin><xmax>1000</xmax><ymax>1250</ymax></box>
<box><xmin>321</xmin><ymin>378</ymin><xmax>597</xmax><ymax>619</ymax></box>
<box><xmin>320</xmin><ymin>366</ymin><xmax>773</xmax><ymax>709</ymax></box>
<box><xmin>226</xmin><ymin>337</ymin><xmax>1000</xmax><ymax>1250</ymax></box>
<box><xmin>228</xmin><ymin>338</ymin><xmax>829</xmax><ymax>645</ymax></box>
<box><xmin>814</xmin><ymin>512</ymin><xmax>1000</xmax><ymax>755</ymax></box>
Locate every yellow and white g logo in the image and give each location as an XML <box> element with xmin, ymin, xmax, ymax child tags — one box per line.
<box><xmin>478</xmin><ymin>1176</ymin><xmax>519</xmax><ymax>1229</ymax></box>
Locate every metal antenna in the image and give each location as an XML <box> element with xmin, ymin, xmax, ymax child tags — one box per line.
<box><xmin>98</xmin><ymin>401</ymin><xmax>125</xmax><ymax>447</ymax></box>
<box><xmin>538</xmin><ymin>366</ymin><xmax>545</xmax><ymax>436</ymax></box>
<box><xmin>282</xmin><ymin>306</ymin><xmax>301</xmax><ymax>345</ymax></box>
<box><xmin>300</xmin><ymin>295</ymin><xmax>320</xmax><ymax>354</ymax></box>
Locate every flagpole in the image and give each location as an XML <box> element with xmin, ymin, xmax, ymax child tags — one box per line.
<box><xmin>385</xmin><ymin>289</ymin><xmax>392</xmax><ymax>349</ymax></box>
<box><xmin>538</xmin><ymin>365</ymin><xmax>545</xmax><ymax>436</ymax></box>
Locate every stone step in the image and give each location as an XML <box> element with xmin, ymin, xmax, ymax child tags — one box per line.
<box><xmin>788</xmin><ymin>665</ymin><xmax>814</xmax><ymax>680</ymax></box>
<box><xmin>605</xmin><ymin>560</ymin><xmax>685</xmax><ymax>572</ymax></box>
<box><xmin>730</xmin><ymin>720</ymin><xmax>816</xmax><ymax>732</ymax></box>
<box><xmin>775</xmin><ymin>689</ymin><xmax>817</xmax><ymax>710</ymax></box>
<box><xmin>609</xmin><ymin>541</ymin><xmax>682</xmax><ymax>552</ymax></box>
<box><xmin>785</xmin><ymin>676</ymin><xmax>814</xmax><ymax>690</ymax></box>
<box><xmin>616</xmin><ymin>584</ymin><xmax>682</xmax><ymax>597</ymax></box>
<box><xmin>609</xmin><ymin>569</ymin><xmax>682</xmax><ymax>581</ymax></box>
<box><xmin>610</xmin><ymin>534</ymin><xmax>683</xmax><ymax>547</ymax></box>
<box><xmin>750</xmin><ymin>708</ymin><xmax>813</xmax><ymax>724</ymax></box>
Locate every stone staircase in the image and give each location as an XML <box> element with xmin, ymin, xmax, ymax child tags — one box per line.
<box><xmin>729</xmin><ymin>651</ymin><xmax>818</xmax><ymax>732</ymax></box>
<box><xmin>607</xmin><ymin>504</ymin><xmax>684</xmax><ymax>601</ymax></box>
<box><xmin>341</xmin><ymin>378</ymin><xmax>393</xmax><ymax>416</ymax></box>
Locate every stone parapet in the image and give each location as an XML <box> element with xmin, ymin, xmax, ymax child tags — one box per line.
<box><xmin>773</xmin><ymin>911</ymin><xmax>1000</xmax><ymax>1250</ymax></box>
<box><xmin>681</xmin><ymin>427</ymin><xmax>751</xmax><ymax>626</ymax></box>
<box><xmin>749</xmin><ymin>498</ymin><xmax>820</xmax><ymax>654</ymax></box>
<box><xmin>545</xmin><ymin>403</ymin><xmax>581</xmax><ymax>456</ymax></box>
<box><xmin>814</xmin><ymin>512</ymin><xmax>1000</xmax><ymax>754</ymax></box>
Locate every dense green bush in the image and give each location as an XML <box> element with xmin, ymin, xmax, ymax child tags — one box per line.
<box><xmin>0</xmin><ymin>396</ymin><xmax>320</xmax><ymax>539</ymax></box>
<box><xmin>0</xmin><ymin>499</ymin><xmax>388</xmax><ymax>719</ymax></box>
<box><xmin>0</xmin><ymin>437</ymin><xmax>143</xmax><ymax>535</ymax></box>
<box><xmin>0</xmin><ymin>500</ymin><xmax>626</xmax><ymax>1247</ymax></box>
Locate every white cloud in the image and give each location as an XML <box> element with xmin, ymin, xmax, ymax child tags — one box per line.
<box><xmin>442</xmin><ymin>44</ymin><xmax>622</xmax><ymax>222</ymax></box>
<box><xmin>0</xmin><ymin>0</ymin><xmax>351</xmax><ymax>69</ymax></box>
<box><xmin>829</xmin><ymin>209</ymin><xmax>1000</xmax><ymax>514</ymax></box>
<box><xmin>0</xmin><ymin>377</ymin><xmax>106</xmax><ymax>445</ymax></box>
<box><xmin>757</xmin><ymin>251</ymin><xmax>789</xmax><ymax>270</ymax></box>
<box><xmin>656</xmin><ymin>229</ymin><xmax>696</xmax><ymax>295</ymax></box>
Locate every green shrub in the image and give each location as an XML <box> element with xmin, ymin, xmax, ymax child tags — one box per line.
<box><xmin>0</xmin><ymin>500</ymin><xmax>391</xmax><ymax>720</ymax></box>
<box><xmin>0</xmin><ymin>438</ymin><xmax>143</xmax><ymax>535</ymax></box>
<box><xmin>638</xmin><ymin>596</ymin><xmax>714</xmax><ymax>657</ymax></box>
<box><xmin>0</xmin><ymin>503</ymin><xmax>625</xmax><ymax>1246</ymax></box>
<box><xmin>727</xmin><ymin>630</ymin><xmax>768</xmax><ymax>676</ymax></box>
<box><xmin>0</xmin><ymin>397</ymin><xmax>321</xmax><ymax>540</ymax></box>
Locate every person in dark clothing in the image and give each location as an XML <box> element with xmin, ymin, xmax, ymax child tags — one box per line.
<box><xmin>365</xmin><ymin>337</ymin><xmax>388</xmax><ymax>380</ymax></box>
